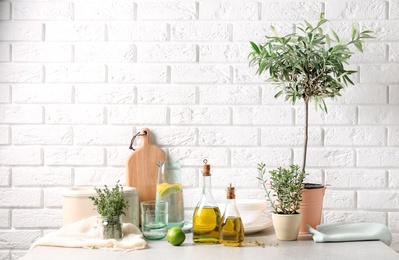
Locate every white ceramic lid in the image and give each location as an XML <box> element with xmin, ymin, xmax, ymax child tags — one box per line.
<box><xmin>62</xmin><ymin>186</ymin><xmax>137</xmax><ymax>197</ymax></box>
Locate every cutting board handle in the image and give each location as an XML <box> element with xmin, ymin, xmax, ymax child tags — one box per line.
<box><xmin>138</xmin><ymin>128</ymin><xmax>150</xmax><ymax>148</ymax></box>
<box><xmin>129</xmin><ymin>128</ymin><xmax>150</xmax><ymax>151</ymax></box>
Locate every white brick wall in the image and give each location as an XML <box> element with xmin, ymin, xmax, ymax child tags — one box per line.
<box><xmin>0</xmin><ymin>0</ymin><xmax>398</xmax><ymax>258</ymax></box>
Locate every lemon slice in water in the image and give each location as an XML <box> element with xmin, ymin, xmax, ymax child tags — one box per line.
<box><xmin>157</xmin><ymin>183</ymin><xmax>182</xmax><ymax>198</ymax></box>
<box><xmin>156</xmin><ymin>183</ymin><xmax>169</xmax><ymax>193</ymax></box>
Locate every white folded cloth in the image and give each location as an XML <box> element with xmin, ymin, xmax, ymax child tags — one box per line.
<box><xmin>29</xmin><ymin>216</ymin><xmax>147</xmax><ymax>251</ymax></box>
<box><xmin>307</xmin><ymin>222</ymin><xmax>392</xmax><ymax>246</ymax></box>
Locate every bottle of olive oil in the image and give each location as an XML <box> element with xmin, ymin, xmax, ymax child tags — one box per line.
<box><xmin>193</xmin><ymin>159</ymin><xmax>221</xmax><ymax>244</ymax></box>
<box><xmin>220</xmin><ymin>184</ymin><xmax>244</xmax><ymax>247</ymax></box>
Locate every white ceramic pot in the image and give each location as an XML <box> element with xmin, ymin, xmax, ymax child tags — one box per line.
<box><xmin>62</xmin><ymin>186</ymin><xmax>139</xmax><ymax>227</ymax></box>
<box><xmin>272</xmin><ymin>213</ymin><xmax>302</xmax><ymax>241</ymax></box>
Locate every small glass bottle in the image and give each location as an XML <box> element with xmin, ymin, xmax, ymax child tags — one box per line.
<box><xmin>192</xmin><ymin>159</ymin><xmax>221</xmax><ymax>244</ymax></box>
<box><xmin>220</xmin><ymin>184</ymin><xmax>244</xmax><ymax>247</ymax></box>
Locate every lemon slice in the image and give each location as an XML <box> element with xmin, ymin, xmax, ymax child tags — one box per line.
<box><xmin>157</xmin><ymin>183</ymin><xmax>182</xmax><ymax>198</ymax></box>
<box><xmin>156</xmin><ymin>183</ymin><xmax>169</xmax><ymax>193</ymax></box>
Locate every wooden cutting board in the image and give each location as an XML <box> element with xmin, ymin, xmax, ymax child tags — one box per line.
<box><xmin>125</xmin><ymin>128</ymin><xmax>165</xmax><ymax>205</ymax></box>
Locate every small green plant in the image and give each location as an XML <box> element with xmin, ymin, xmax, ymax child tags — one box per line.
<box><xmin>249</xmin><ymin>13</ymin><xmax>373</xmax><ymax>173</ymax></box>
<box><xmin>89</xmin><ymin>181</ymin><xmax>129</xmax><ymax>217</ymax></box>
<box><xmin>257</xmin><ymin>163</ymin><xmax>306</xmax><ymax>215</ymax></box>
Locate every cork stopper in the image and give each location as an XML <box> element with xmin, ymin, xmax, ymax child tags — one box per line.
<box><xmin>226</xmin><ymin>183</ymin><xmax>235</xmax><ymax>199</ymax></box>
<box><xmin>202</xmin><ymin>159</ymin><xmax>211</xmax><ymax>176</ymax></box>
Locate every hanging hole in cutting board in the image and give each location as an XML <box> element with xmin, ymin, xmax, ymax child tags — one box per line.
<box><xmin>129</xmin><ymin>131</ymin><xmax>147</xmax><ymax>151</ymax></box>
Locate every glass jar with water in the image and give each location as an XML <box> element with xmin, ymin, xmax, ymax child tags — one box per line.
<box><xmin>156</xmin><ymin>161</ymin><xmax>185</xmax><ymax>228</ymax></box>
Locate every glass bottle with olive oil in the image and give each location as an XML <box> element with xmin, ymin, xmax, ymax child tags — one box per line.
<box><xmin>220</xmin><ymin>184</ymin><xmax>244</xmax><ymax>247</ymax></box>
<box><xmin>193</xmin><ymin>159</ymin><xmax>221</xmax><ymax>244</ymax></box>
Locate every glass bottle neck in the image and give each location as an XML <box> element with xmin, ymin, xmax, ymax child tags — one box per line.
<box><xmin>199</xmin><ymin>174</ymin><xmax>218</xmax><ymax>207</ymax></box>
<box><xmin>202</xmin><ymin>175</ymin><xmax>212</xmax><ymax>193</ymax></box>
<box><xmin>224</xmin><ymin>198</ymin><xmax>237</xmax><ymax>209</ymax></box>
<box><xmin>223</xmin><ymin>198</ymin><xmax>240</xmax><ymax>218</ymax></box>
<box><xmin>203</xmin><ymin>175</ymin><xmax>215</xmax><ymax>201</ymax></box>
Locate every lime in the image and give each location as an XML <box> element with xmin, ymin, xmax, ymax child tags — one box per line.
<box><xmin>166</xmin><ymin>227</ymin><xmax>186</xmax><ymax>246</ymax></box>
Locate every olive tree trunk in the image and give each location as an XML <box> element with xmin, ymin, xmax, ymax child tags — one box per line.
<box><xmin>302</xmin><ymin>99</ymin><xmax>309</xmax><ymax>173</ymax></box>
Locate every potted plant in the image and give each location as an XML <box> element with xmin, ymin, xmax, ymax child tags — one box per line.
<box><xmin>89</xmin><ymin>181</ymin><xmax>129</xmax><ymax>240</ymax></box>
<box><xmin>249</xmin><ymin>13</ymin><xmax>373</xmax><ymax>233</ymax></box>
<box><xmin>258</xmin><ymin>163</ymin><xmax>306</xmax><ymax>240</ymax></box>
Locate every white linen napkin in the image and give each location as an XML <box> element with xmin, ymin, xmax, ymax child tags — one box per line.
<box><xmin>307</xmin><ymin>222</ymin><xmax>392</xmax><ymax>246</ymax></box>
<box><xmin>29</xmin><ymin>216</ymin><xmax>147</xmax><ymax>251</ymax></box>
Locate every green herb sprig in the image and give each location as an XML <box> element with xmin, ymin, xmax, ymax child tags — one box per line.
<box><xmin>246</xmin><ymin>240</ymin><xmax>279</xmax><ymax>247</ymax></box>
<box><xmin>257</xmin><ymin>163</ymin><xmax>306</xmax><ymax>215</ymax></box>
<box><xmin>89</xmin><ymin>181</ymin><xmax>129</xmax><ymax>217</ymax></box>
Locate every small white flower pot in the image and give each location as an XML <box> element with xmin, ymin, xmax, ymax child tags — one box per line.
<box><xmin>272</xmin><ymin>213</ymin><xmax>302</xmax><ymax>241</ymax></box>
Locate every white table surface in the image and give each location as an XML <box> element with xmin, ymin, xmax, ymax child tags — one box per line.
<box><xmin>22</xmin><ymin>227</ymin><xmax>399</xmax><ymax>260</ymax></box>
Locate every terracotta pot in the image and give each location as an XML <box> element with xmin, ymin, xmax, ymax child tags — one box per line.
<box><xmin>298</xmin><ymin>183</ymin><xmax>326</xmax><ymax>234</ymax></box>
<box><xmin>272</xmin><ymin>213</ymin><xmax>302</xmax><ymax>240</ymax></box>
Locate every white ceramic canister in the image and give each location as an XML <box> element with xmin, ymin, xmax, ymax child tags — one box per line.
<box><xmin>62</xmin><ymin>186</ymin><xmax>139</xmax><ymax>227</ymax></box>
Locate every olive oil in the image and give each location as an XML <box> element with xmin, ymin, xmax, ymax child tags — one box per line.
<box><xmin>193</xmin><ymin>206</ymin><xmax>221</xmax><ymax>244</ymax></box>
<box><xmin>192</xmin><ymin>160</ymin><xmax>221</xmax><ymax>244</ymax></box>
<box><xmin>220</xmin><ymin>217</ymin><xmax>244</xmax><ymax>246</ymax></box>
<box><xmin>220</xmin><ymin>184</ymin><xmax>244</xmax><ymax>247</ymax></box>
